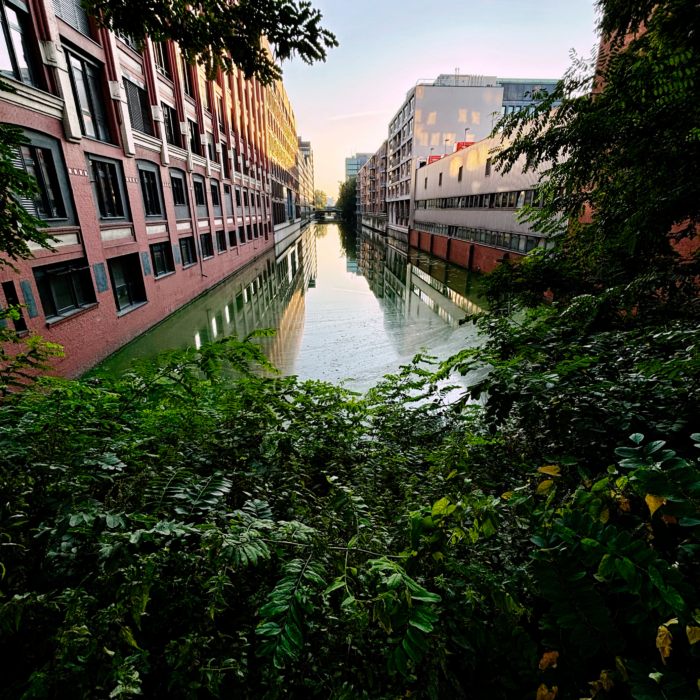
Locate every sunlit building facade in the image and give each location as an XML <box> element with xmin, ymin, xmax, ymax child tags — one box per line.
<box><xmin>409</xmin><ymin>133</ymin><xmax>552</xmax><ymax>274</ymax></box>
<box><xmin>356</xmin><ymin>141</ymin><xmax>387</xmax><ymax>233</ymax></box>
<box><xmin>0</xmin><ymin>0</ymin><xmax>308</xmax><ymax>376</ymax></box>
<box><xmin>386</xmin><ymin>74</ymin><xmax>559</xmax><ymax>245</ymax></box>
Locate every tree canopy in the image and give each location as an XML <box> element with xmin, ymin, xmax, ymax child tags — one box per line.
<box><xmin>85</xmin><ymin>0</ymin><xmax>338</xmax><ymax>84</ymax></box>
<box><xmin>336</xmin><ymin>177</ymin><xmax>356</xmax><ymax>221</ymax></box>
<box><xmin>314</xmin><ymin>189</ymin><xmax>327</xmax><ymax>209</ymax></box>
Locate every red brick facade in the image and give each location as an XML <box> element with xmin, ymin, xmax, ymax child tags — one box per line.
<box><xmin>0</xmin><ymin>0</ymin><xmax>307</xmax><ymax>377</ymax></box>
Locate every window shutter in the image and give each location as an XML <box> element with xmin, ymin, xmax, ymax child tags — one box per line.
<box><xmin>10</xmin><ymin>149</ymin><xmax>39</xmax><ymax>217</ymax></box>
<box><xmin>53</xmin><ymin>0</ymin><xmax>91</xmax><ymax>36</ymax></box>
<box><xmin>124</xmin><ymin>80</ymin><xmax>153</xmax><ymax>136</ymax></box>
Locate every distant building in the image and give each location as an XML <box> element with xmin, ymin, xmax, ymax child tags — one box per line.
<box><xmin>345</xmin><ymin>153</ymin><xmax>373</xmax><ymax>180</ymax></box>
<box><xmin>326</xmin><ymin>197</ymin><xmax>335</xmax><ymax>207</ymax></box>
<box><xmin>297</xmin><ymin>137</ymin><xmax>314</xmax><ymax>222</ymax></box>
<box><xmin>386</xmin><ymin>74</ymin><xmax>559</xmax><ymax>242</ymax></box>
<box><xmin>409</xmin><ymin>132</ymin><xmax>552</xmax><ymax>275</ymax></box>
<box><xmin>356</xmin><ymin>141</ymin><xmax>388</xmax><ymax>233</ymax></box>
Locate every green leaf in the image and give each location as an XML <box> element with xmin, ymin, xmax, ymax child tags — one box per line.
<box><xmin>410</xmin><ymin>589</ymin><xmax>441</xmax><ymax>604</ymax></box>
<box><xmin>402</xmin><ymin>637</ymin><xmax>423</xmax><ymax>663</ymax></box>
<box><xmin>323</xmin><ymin>580</ymin><xmax>345</xmax><ymax>595</ymax></box>
<box><xmin>659</xmin><ymin>585</ymin><xmax>685</xmax><ymax>612</ymax></box>
<box><xmin>615</xmin><ymin>557</ymin><xmax>636</xmax><ymax>584</ymax></box>
<box><xmin>386</xmin><ymin>573</ymin><xmax>402</xmax><ymax>590</ymax></box>
<box><xmin>394</xmin><ymin>645</ymin><xmax>408</xmax><ymax>676</ymax></box>
<box><xmin>407</xmin><ymin>626</ymin><xmax>428</xmax><ymax>652</ymax></box>
<box><xmin>431</xmin><ymin>497</ymin><xmax>451</xmax><ymax>518</ymax></box>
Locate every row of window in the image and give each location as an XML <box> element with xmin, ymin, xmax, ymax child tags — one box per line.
<box><xmin>2</xmin><ymin>219</ymin><xmax>271</xmax><ymax>330</ymax></box>
<box><xmin>11</xmin><ymin>128</ymin><xmax>269</xmax><ymax>228</ymax></box>
<box><xmin>413</xmin><ymin>220</ymin><xmax>542</xmax><ymax>254</ymax></box>
<box><xmin>415</xmin><ymin>189</ymin><xmax>543</xmax><ymax>211</ymax></box>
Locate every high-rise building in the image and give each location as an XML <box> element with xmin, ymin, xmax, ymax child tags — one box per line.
<box><xmin>385</xmin><ymin>74</ymin><xmax>559</xmax><ymax>242</ymax></box>
<box><xmin>356</xmin><ymin>141</ymin><xmax>388</xmax><ymax>233</ymax></box>
<box><xmin>0</xmin><ymin>0</ymin><xmax>309</xmax><ymax>377</ymax></box>
<box><xmin>345</xmin><ymin>153</ymin><xmax>372</xmax><ymax>180</ymax></box>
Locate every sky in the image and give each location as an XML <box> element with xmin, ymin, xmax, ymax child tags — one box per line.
<box><xmin>280</xmin><ymin>0</ymin><xmax>600</xmax><ymax>198</ymax></box>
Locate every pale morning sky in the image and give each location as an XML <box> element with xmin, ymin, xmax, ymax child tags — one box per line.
<box><xmin>280</xmin><ymin>0</ymin><xmax>599</xmax><ymax>199</ymax></box>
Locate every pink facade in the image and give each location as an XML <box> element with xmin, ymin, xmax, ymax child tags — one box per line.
<box><xmin>0</xmin><ymin>0</ymin><xmax>281</xmax><ymax>376</ymax></box>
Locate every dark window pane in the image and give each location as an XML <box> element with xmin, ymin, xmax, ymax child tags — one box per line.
<box><xmin>139</xmin><ymin>168</ymin><xmax>161</xmax><ymax>216</ymax></box>
<box><xmin>172</xmin><ymin>174</ymin><xmax>186</xmax><ymax>206</ymax></box>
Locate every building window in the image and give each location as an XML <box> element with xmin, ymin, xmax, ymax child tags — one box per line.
<box><xmin>13</xmin><ymin>144</ymin><xmax>65</xmax><ymax>220</ymax></box>
<box><xmin>1</xmin><ymin>281</ymin><xmax>27</xmax><ymax>331</ymax></box>
<box><xmin>223</xmin><ymin>184</ymin><xmax>233</xmax><ymax>216</ymax></box>
<box><xmin>207</xmin><ymin>133</ymin><xmax>217</xmax><ymax>162</ymax></box>
<box><xmin>217</xmin><ymin>96</ymin><xmax>224</xmax><ymax>132</ymax></box>
<box><xmin>200</xmin><ymin>232</ymin><xmax>213</xmax><ymax>258</ymax></box>
<box><xmin>179</xmin><ymin>236</ymin><xmax>196</xmax><ymax>267</ymax></box>
<box><xmin>67</xmin><ymin>52</ymin><xmax>110</xmax><ymax>142</ymax></box>
<box><xmin>438</xmin><ymin>173</ymin><xmax>442</xmax><ymax>186</ymax></box>
<box><xmin>52</xmin><ymin>0</ymin><xmax>90</xmax><ymax>37</ymax></box>
<box><xmin>124</xmin><ymin>77</ymin><xmax>153</xmax><ymax>136</ymax></box>
<box><xmin>162</xmin><ymin>103</ymin><xmax>179</xmax><ymax>147</ymax></box>
<box><xmin>216</xmin><ymin>229</ymin><xmax>226</xmax><ymax>253</ymax></box>
<box><xmin>0</xmin><ymin>0</ymin><xmax>38</xmax><ymax>87</ymax></box>
<box><xmin>180</xmin><ymin>55</ymin><xmax>194</xmax><ymax>97</ymax></box>
<box><xmin>221</xmin><ymin>144</ymin><xmax>229</xmax><ymax>179</ymax></box>
<box><xmin>153</xmin><ymin>42</ymin><xmax>170</xmax><ymax>79</ymax></box>
<box><xmin>107</xmin><ymin>253</ymin><xmax>146</xmax><ymax>312</ymax></box>
<box><xmin>485</xmin><ymin>158</ymin><xmax>492</xmax><ymax>177</ymax></box>
<box><xmin>227</xmin><ymin>229</ymin><xmax>237</xmax><ymax>247</ymax></box>
<box><xmin>170</xmin><ymin>168</ymin><xmax>189</xmax><ymax>219</ymax></box>
<box><xmin>88</xmin><ymin>155</ymin><xmax>127</xmax><ymax>220</ymax></box>
<box><xmin>238</xmin><ymin>225</ymin><xmax>245</xmax><ymax>244</ymax></box>
<box><xmin>116</xmin><ymin>31</ymin><xmax>139</xmax><ymax>52</ymax></box>
<box><xmin>234</xmin><ymin>186</ymin><xmax>242</xmax><ymax>213</ymax></box>
<box><xmin>137</xmin><ymin>162</ymin><xmax>163</xmax><ymax>217</ymax></box>
<box><xmin>210</xmin><ymin>179</ymin><xmax>221</xmax><ymax>215</ymax></box>
<box><xmin>33</xmin><ymin>258</ymin><xmax>95</xmax><ymax>319</ymax></box>
<box><xmin>458</xmin><ymin>166</ymin><xmax>463</xmax><ymax>182</ymax></box>
<box><xmin>200</xmin><ymin>78</ymin><xmax>211</xmax><ymax>111</ymax></box>
<box><xmin>150</xmin><ymin>241</ymin><xmax>174</xmax><ymax>277</ymax></box>
<box><xmin>243</xmin><ymin>189</ymin><xmax>249</xmax><ymax>215</ymax></box>
<box><xmin>192</xmin><ymin>174</ymin><xmax>208</xmax><ymax>218</ymax></box>
<box><xmin>188</xmin><ymin>119</ymin><xmax>200</xmax><ymax>154</ymax></box>
<box><xmin>246</xmin><ymin>224</ymin><xmax>252</xmax><ymax>241</ymax></box>
<box><xmin>424</xmin><ymin>177</ymin><xmax>427</xmax><ymax>189</ymax></box>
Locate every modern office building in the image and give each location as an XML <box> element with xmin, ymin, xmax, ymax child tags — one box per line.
<box><xmin>386</xmin><ymin>74</ymin><xmax>559</xmax><ymax>242</ymax></box>
<box><xmin>345</xmin><ymin>153</ymin><xmax>372</xmax><ymax>180</ymax></box>
<box><xmin>356</xmin><ymin>141</ymin><xmax>388</xmax><ymax>233</ymax></box>
<box><xmin>410</xmin><ymin>133</ymin><xmax>551</xmax><ymax>274</ymax></box>
<box><xmin>0</xmin><ymin>0</ymin><xmax>310</xmax><ymax>376</ymax></box>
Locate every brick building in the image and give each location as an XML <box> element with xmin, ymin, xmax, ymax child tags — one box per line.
<box><xmin>356</xmin><ymin>140</ymin><xmax>387</xmax><ymax>234</ymax></box>
<box><xmin>0</xmin><ymin>0</ymin><xmax>309</xmax><ymax>376</ymax></box>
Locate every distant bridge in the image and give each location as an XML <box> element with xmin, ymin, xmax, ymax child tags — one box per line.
<box><xmin>314</xmin><ymin>208</ymin><xmax>341</xmax><ymax>223</ymax></box>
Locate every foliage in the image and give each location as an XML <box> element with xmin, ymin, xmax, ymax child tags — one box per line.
<box><xmin>0</xmin><ymin>80</ymin><xmax>58</xmax><ymax>272</ymax></box>
<box><xmin>83</xmin><ymin>0</ymin><xmax>337</xmax><ymax>83</ymax></box>
<box><xmin>314</xmin><ymin>189</ymin><xmax>327</xmax><ymax>209</ymax></box>
<box><xmin>488</xmin><ymin>0</ymin><xmax>700</xmax><ymax>321</ymax></box>
<box><xmin>336</xmin><ymin>177</ymin><xmax>356</xmax><ymax>221</ymax></box>
<box><xmin>1</xmin><ymin>309</ymin><xmax>699</xmax><ymax>698</ymax></box>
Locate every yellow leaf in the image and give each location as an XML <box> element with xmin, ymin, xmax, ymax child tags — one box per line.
<box><xmin>615</xmin><ymin>657</ymin><xmax>629</xmax><ymax>681</ymax></box>
<box><xmin>539</xmin><ymin>465</ymin><xmax>561</xmax><ymax>477</ymax></box>
<box><xmin>687</xmin><ymin>626</ymin><xmax>700</xmax><ymax>645</ymax></box>
<box><xmin>121</xmin><ymin>626</ymin><xmax>139</xmax><ymax>648</ymax></box>
<box><xmin>536</xmin><ymin>684</ymin><xmax>558</xmax><ymax>700</ymax></box>
<box><xmin>447</xmin><ymin>469</ymin><xmax>458</xmax><ymax>480</ymax></box>
<box><xmin>664</xmin><ymin>618</ymin><xmax>679</xmax><ymax>626</ymax></box>
<box><xmin>600</xmin><ymin>507</ymin><xmax>610</xmax><ymax>524</ymax></box>
<box><xmin>656</xmin><ymin>625</ymin><xmax>672</xmax><ymax>664</ymax></box>
<box><xmin>538</xmin><ymin>651</ymin><xmax>559</xmax><ymax>670</ymax></box>
<box><xmin>646</xmin><ymin>494</ymin><xmax>666</xmax><ymax>516</ymax></box>
<box><xmin>537</xmin><ymin>480</ymin><xmax>555</xmax><ymax>495</ymax></box>
<box><xmin>444</xmin><ymin>648</ymin><xmax>454</xmax><ymax>655</ymax></box>
<box><xmin>502</xmin><ymin>491</ymin><xmax>514</xmax><ymax>500</ymax></box>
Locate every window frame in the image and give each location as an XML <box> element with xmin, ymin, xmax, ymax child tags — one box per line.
<box><xmin>149</xmin><ymin>241</ymin><xmax>175</xmax><ymax>278</ymax></box>
<box><xmin>153</xmin><ymin>41</ymin><xmax>171</xmax><ymax>80</ymax></box>
<box><xmin>107</xmin><ymin>252</ymin><xmax>146</xmax><ymax>312</ymax></box>
<box><xmin>136</xmin><ymin>160</ymin><xmax>164</xmax><ymax>219</ymax></box>
<box><xmin>200</xmin><ymin>232</ymin><xmax>214</xmax><ymax>259</ymax></box>
<box><xmin>87</xmin><ymin>153</ymin><xmax>129</xmax><ymax>222</ymax></box>
<box><xmin>170</xmin><ymin>167</ymin><xmax>190</xmax><ymax>220</ymax></box>
<box><xmin>187</xmin><ymin>119</ymin><xmax>200</xmax><ymax>154</ymax></box>
<box><xmin>123</xmin><ymin>75</ymin><xmax>153</xmax><ymax>136</ymax></box>
<box><xmin>216</xmin><ymin>229</ymin><xmax>227</xmax><ymax>253</ymax></box>
<box><xmin>179</xmin><ymin>236</ymin><xmax>197</xmax><ymax>267</ymax></box>
<box><xmin>66</xmin><ymin>49</ymin><xmax>110</xmax><ymax>143</ymax></box>
<box><xmin>192</xmin><ymin>173</ymin><xmax>208</xmax><ymax>218</ymax></box>
<box><xmin>33</xmin><ymin>256</ymin><xmax>96</xmax><ymax>319</ymax></box>
<box><xmin>210</xmin><ymin>178</ymin><xmax>221</xmax><ymax>216</ymax></box>
<box><xmin>0</xmin><ymin>0</ymin><xmax>39</xmax><ymax>87</ymax></box>
<box><xmin>161</xmin><ymin>102</ymin><xmax>179</xmax><ymax>148</ymax></box>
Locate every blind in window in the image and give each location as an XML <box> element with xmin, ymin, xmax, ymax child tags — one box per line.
<box><xmin>124</xmin><ymin>79</ymin><xmax>153</xmax><ymax>136</ymax></box>
<box><xmin>10</xmin><ymin>149</ymin><xmax>38</xmax><ymax>217</ymax></box>
<box><xmin>52</xmin><ymin>0</ymin><xmax>91</xmax><ymax>37</ymax></box>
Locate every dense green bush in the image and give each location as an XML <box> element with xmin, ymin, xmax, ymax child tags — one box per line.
<box><xmin>1</xmin><ymin>312</ymin><xmax>698</xmax><ymax>699</ymax></box>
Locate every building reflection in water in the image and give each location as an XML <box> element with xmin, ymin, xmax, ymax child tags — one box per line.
<box><xmin>97</xmin><ymin>221</ymin><xmax>484</xmax><ymax>385</ymax></box>
<box><xmin>97</xmin><ymin>223</ymin><xmax>318</xmax><ymax>377</ymax></box>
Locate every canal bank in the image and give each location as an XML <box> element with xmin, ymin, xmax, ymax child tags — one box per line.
<box><xmin>95</xmin><ymin>222</ymin><xmax>486</xmax><ymax>390</ymax></box>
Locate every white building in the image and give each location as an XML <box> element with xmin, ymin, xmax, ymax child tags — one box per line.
<box><xmin>386</xmin><ymin>74</ymin><xmax>558</xmax><ymax>243</ymax></box>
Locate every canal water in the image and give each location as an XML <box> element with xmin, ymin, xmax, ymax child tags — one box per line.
<box><xmin>96</xmin><ymin>223</ymin><xmax>486</xmax><ymax>391</ymax></box>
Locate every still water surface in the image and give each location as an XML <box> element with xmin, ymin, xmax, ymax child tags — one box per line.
<box><xmin>96</xmin><ymin>223</ymin><xmax>485</xmax><ymax>391</ymax></box>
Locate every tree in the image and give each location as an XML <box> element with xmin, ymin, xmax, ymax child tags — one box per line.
<box><xmin>313</xmin><ymin>189</ymin><xmax>327</xmax><ymax>209</ymax></box>
<box><xmin>487</xmin><ymin>0</ymin><xmax>700</xmax><ymax>325</ymax></box>
<box><xmin>336</xmin><ymin>177</ymin><xmax>356</xmax><ymax>221</ymax></box>
<box><xmin>85</xmin><ymin>0</ymin><xmax>337</xmax><ymax>85</ymax></box>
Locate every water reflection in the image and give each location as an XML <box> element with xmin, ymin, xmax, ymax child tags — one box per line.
<box><xmin>96</xmin><ymin>222</ymin><xmax>485</xmax><ymax>389</ymax></box>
